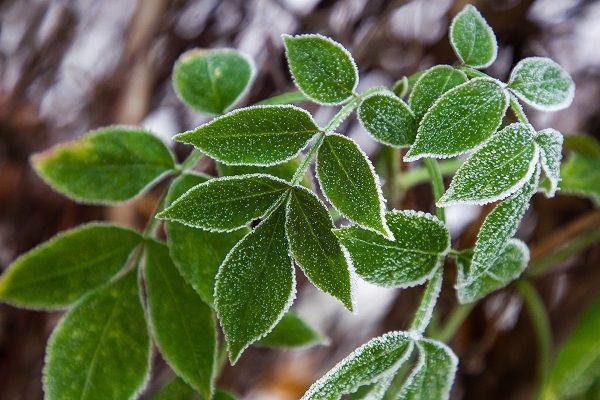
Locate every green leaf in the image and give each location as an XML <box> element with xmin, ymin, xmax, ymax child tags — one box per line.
<box><xmin>561</xmin><ymin>153</ymin><xmax>600</xmax><ymax>204</ymax></box>
<box><xmin>217</xmin><ymin>156</ymin><xmax>312</xmax><ymax>189</ymax></box>
<box><xmin>316</xmin><ymin>134</ymin><xmax>391</xmax><ymax>238</ymax></box>
<box><xmin>543</xmin><ymin>293</ymin><xmax>600</xmax><ymax>399</ymax></box>
<box><xmin>301</xmin><ymin>331</ymin><xmax>414</xmax><ymax>400</ymax></box>
<box><xmin>438</xmin><ymin>123</ymin><xmax>539</xmax><ymax>206</ymax></box>
<box><xmin>283</xmin><ymin>34</ymin><xmax>358</xmax><ymax>105</ymax></box>
<box><xmin>173</xmin><ymin>48</ymin><xmax>254</xmax><ymax>115</ymax></box>
<box><xmin>144</xmin><ymin>240</ymin><xmax>217</xmax><ymax>399</ymax></box>
<box><xmin>158</xmin><ymin>173</ymin><xmax>290</xmax><ymax>232</ymax></box>
<box><xmin>455</xmin><ymin>239</ymin><xmax>530</xmax><ymax>304</ymax></box>
<box><xmin>348</xmin><ymin>375</ymin><xmax>394</xmax><ymax>400</ymax></box>
<box><xmin>214</xmin><ymin>203</ymin><xmax>295</xmax><ymax>364</ymax></box>
<box><xmin>174</xmin><ymin>105</ymin><xmax>319</xmax><ymax>166</ymax></box>
<box><xmin>404</xmin><ymin>78</ymin><xmax>508</xmax><ymax>161</ymax></box>
<box><xmin>257</xmin><ymin>90</ymin><xmax>309</xmax><ymax>106</ymax></box>
<box><xmin>335</xmin><ymin>211</ymin><xmax>449</xmax><ymax>288</ymax></box>
<box><xmin>397</xmin><ymin>339</ymin><xmax>458</xmax><ymax>400</ymax></box>
<box><xmin>508</xmin><ymin>57</ymin><xmax>575</xmax><ymax>111</ymax></box>
<box><xmin>165</xmin><ymin>173</ymin><xmax>248</xmax><ymax>306</ymax></box>
<box><xmin>43</xmin><ymin>268</ymin><xmax>150</xmax><ymax>400</ymax></box>
<box><xmin>450</xmin><ymin>4</ymin><xmax>498</xmax><ymax>68</ymax></box>
<box><xmin>0</xmin><ymin>223</ymin><xmax>142</xmax><ymax>309</ymax></box>
<box><xmin>257</xmin><ymin>311</ymin><xmax>325</xmax><ymax>348</ymax></box>
<box><xmin>152</xmin><ymin>378</ymin><xmax>198</xmax><ymax>400</ymax></box>
<box><xmin>285</xmin><ymin>186</ymin><xmax>353</xmax><ymax>310</ymax></box>
<box><xmin>357</xmin><ymin>91</ymin><xmax>417</xmax><ymax>147</ymax></box>
<box><xmin>408</xmin><ymin>65</ymin><xmax>468</xmax><ymax>121</ymax></box>
<box><xmin>564</xmin><ymin>135</ymin><xmax>600</xmax><ymax>159</ymax></box>
<box><xmin>535</xmin><ymin>128</ymin><xmax>563</xmax><ymax>197</ymax></box>
<box><xmin>456</xmin><ymin>168</ymin><xmax>539</xmax><ymax>304</ymax></box>
<box><xmin>31</xmin><ymin>126</ymin><xmax>175</xmax><ymax>204</ymax></box>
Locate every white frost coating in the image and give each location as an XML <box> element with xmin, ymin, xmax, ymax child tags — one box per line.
<box><xmin>507</xmin><ymin>56</ymin><xmax>575</xmax><ymax>112</ymax></box>
<box><xmin>173</xmin><ymin>104</ymin><xmax>319</xmax><ymax>167</ymax></box>
<box><xmin>301</xmin><ymin>331</ymin><xmax>414</xmax><ymax>400</ymax></box>
<box><xmin>282</xmin><ymin>33</ymin><xmax>359</xmax><ymax>106</ymax></box>
<box><xmin>535</xmin><ymin>128</ymin><xmax>563</xmax><ymax>197</ymax></box>
<box><xmin>316</xmin><ymin>133</ymin><xmax>394</xmax><ymax>240</ymax></box>
<box><xmin>340</xmin><ymin>244</ymin><xmax>359</xmax><ymax>314</ymax></box>
<box><xmin>158</xmin><ymin>173</ymin><xmax>291</xmax><ymax>233</ymax></box>
<box><xmin>403</xmin><ymin>77</ymin><xmax>509</xmax><ymax>162</ymax></box>
<box><xmin>389</xmin><ymin>209</ymin><xmax>451</xmax><ymax>256</ymax></box>
<box><xmin>438</xmin><ymin>147</ymin><xmax>540</xmax><ymax>207</ymax></box>
<box><xmin>449</xmin><ymin>4</ymin><xmax>498</xmax><ymax>69</ymax></box>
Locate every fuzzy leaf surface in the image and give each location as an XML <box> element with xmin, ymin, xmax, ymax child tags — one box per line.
<box><xmin>302</xmin><ymin>331</ymin><xmax>414</xmax><ymax>400</ymax></box>
<box><xmin>335</xmin><ymin>211</ymin><xmax>449</xmax><ymax>288</ymax></box>
<box><xmin>456</xmin><ymin>169</ymin><xmax>538</xmax><ymax>303</ymax></box>
<box><xmin>43</xmin><ymin>268</ymin><xmax>150</xmax><ymax>400</ymax></box>
<box><xmin>217</xmin><ymin>156</ymin><xmax>312</xmax><ymax>188</ymax></box>
<box><xmin>405</xmin><ymin>78</ymin><xmax>508</xmax><ymax>161</ymax></box>
<box><xmin>535</xmin><ymin>128</ymin><xmax>563</xmax><ymax>197</ymax></box>
<box><xmin>32</xmin><ymin>126</ymin><xmax>175</xmax><ymax>204</ymax></box>
<box><xmin>144</xmin><ymin>240</ymin><xmax>216</xmax><ymax>399</ymax></box>
<box><xmin>174</xmin><ymin>105</ymin><xmax>318</xmax><ymax>166</ymax></box>
<box><xmin>543</xmin><ymin>293</ymin><xmax>600</xmax><ymax>399</ymax></box>
<box><xmin>561</xmin><ymin>153</ymin><xmax>600</xmax><ymax>204</ymax></box>
<box><xmin>397</xmin><ymin>339</ymin><xmax>458</xmax><ymax>400</ymax></box>
<box><xmin>0</xmin><ymin>223</ymin><xmax>141</xmax><ymax>309</ymax></box>
<box><xmin>455</xmin><ymin>239</ymin><xmax>529</xmax><ymax>304</ymax></box>
<box><xmin>408</xmin><ymin>65</ymin><xmax>468</xmax><ymax>121</ymax></box>
<box><xmin>283</xmin><ymin>34</ymin><xmax>358</xmax><ymax>105</ymax></box>
<box><xmin>173</xmin><ymin>49</ymin><xmax>254</xmax><ymax>115</ymax></box>
<box><xmin>257</xmin><ymin>311</ymin><xmax>325</xmax><ymax>348</ymax></box>
<box><xmin>450</xmin><ymin>4</ymin><xmax>498</xmax><ymax>68</ymax></box>
<box><xmin>508</xmin><ymin>57</ymin><xmax>575</xmax><ymax>111</ymax></box>
<box><xmin>214</xmin><ymin>204</ymin><xmax>294</xmax><ymax>364</ymax></box>
<box><xmin>357</xmin><ymin>92</ymin><xmax>417</xmax><ymax>147</ymax></box>
<box><xmin>316</xmin><ymin>134</ymin><xmax>391</xmax><ymax>238</ymax></box>
<box><xmin>285</xmin><ymin>186</ymin><xmax>353</xmax><ymax>310</ymax></box>
<box><xmin>165</xmin><ymin>173</ymin><xmax>247</xmax><ymax>305</ymax></box>
<box><xmin>158</xmin><ymin>174</ymin><xmax>289</xmax><ymax>231</ymax></box>
<box><xmin>438</xmin><ymin>123</ymin><xmax>538</xmax><ymax>206</ymax></box>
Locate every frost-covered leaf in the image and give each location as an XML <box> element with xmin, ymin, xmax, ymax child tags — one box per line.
<box><xmin>535</xmin><ymin>128</ymin><xmax>563</xmax><ymax>197</ymax></box>
<box><xmin>214</xmin><ymin>203</ymin><xmax>294</xmax><ymax>364</ymax></box>
<box><xmin>408</xmin><ymin>65</ymin><xmax>468</xmax><ymax>121</ymax></box>
<box><xmin>174</xmin><ymin>105</ymin><xmax>318</xmax><ymax>166</ymax></box>
<box><xmin>283</xmin><ymin>34</ymin><xmax>358</xmax><ymax>105</ymax></box>
<box><xmin>285</xmin><ymin>186</ymin><xmax>353</xmax><ymax>310</ymax></box>
<box><xmin>508</xmin><ymin>57</ymin><xmax>575</xmax><ymax>111</ymax></box>
<box><xmin>455</xmin><ymin>239</ymin><xmax>529</xmax><ymax>304</ymax></box>
<box><xmin>302</xmin><ymin>331</ymin><xmax>414</xmax><ymax>400</ymax></box>
<box><xmin>0</xmin><ymin>223</ymin><xmax>142</xmax><ymax>309</ymax></box>
<box><xmin>456</xmin><ymin>168</ymin><xmax>539</xmax><ymax>304</ymax></box>
<box><xmin>257</xmin><ymin>311</ymin><xmax>325</xmax><ymax>348</ymax></box>
<box><xmin>144</xmin><ymin>240</ymin><xmax>216</xmax><ymax>399</ymax></box>
<box><xmin>561</xmin><ymin>153</ymin><xmax>600</xmax><ymax>204</ymax></box>
<box><xmin>404</xmin><ymin>78</ymin><xmax>508</xmax><ymax>161</ymax></box>
<box><xmin>217</xmin><ymin>156</ymin><xmax>312</xmax><ymax>189</ymax></box>
<box><xmin>316</xmin><ymin>134</ymin><xmax>391</xmax><ymax>238</ymax></box>
<box><xmin>438</xmin><ymin>123</ymin><xmax>539</xmax><ymax>206</ymax></box>
<box><xmin>32</xmin><ymin>126</ymin><xmax>175</xmax><ymax>204</ymax></box>
<box><xmin>43</xmin><ymin>268</ymin><xmax>150</xmax><ymax>400</ymax></box>
<box><xmin>172</xmin><ymin>48</ymin><xmax>254</xmax><ymax>115</ymax></box>
<box><xmin>165</xmin><ymin>173</ymin><xmax>247</xmax><ymax>306</ymax></box>
<box><xmin>348</xmin><ymin>374</ymin><xmax>394</xmax><ymax>400</ymax></box>
<box><xmin>397</xmin><ymin>339</ymin><xmax>458</xmax><ymax>400</ymax></box>
<box><xmin>158</xmin><ymin>174</ymin><xmax>290</xmax><ymax>232</ymax></box>
<box><xmin>335</xmin><ymin>211</ymin><xmax>449</xmax><ymax>288</ymax></box>
<box><xmin>450</xmin><ymin>4</ymin><xmax>498</xmax><ymax>68</ymax></box>
<box><xmin>357</xmin><ymin>91</ymin><xmax>417</xmax><ymax>147</ymax></box>
<box><xmin>543</xmin><ymin>293</ymin><xmax>600</xmax><ymax>399</ymax></box>
<box><xmin>152</xmin><ymin>377</ymin><xmax>198</xmax><ymax>400</ymax></box>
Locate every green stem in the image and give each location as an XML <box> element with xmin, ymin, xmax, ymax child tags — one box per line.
<box><xmin>423</xmin><ymin>158</ymin><xmax>446</xmax><ymax>221</ymax></box>
<box><xmin>410</xmin><ymin>267</ymin><xmax>443</xmax><ymax>334</ymax></box>
<box><xmin>256</xmin><ymin>90</ymin><xmax>308</xmax><ymax>105</ymax></box>
<box><xmin>143</xmin><ymin>188</ymin><xmax>170</xmax><ymax>238</ymax></box>
<box><xmin>433</xmin><ymin>303</ymin><xmax>475</xmax><ymax>342</ymax></box>
<box><xmin>517</xmin><ymin>280</ymin><xmax>552</xmax><ymax>396</ymax></box>
<box><xmin>180</xmin><ymin>148</ymin><xmax>204</xmax><ymax>171</ymax></box>
<box><xmin>325</xmin><ymin>96</ymin><xmax>361</xmax><ymax>133</ymax></box>
<box><xmin>397</xmin><ymin>158</ymin><xmax>462</xmax><ymax>190</ymax></box>
<box><xmin>291</xmin><ymin>133</ymin><xmax>325</xmax><ymax>185</ymax></box>
<box><xmin>386</xmin><ymin>147</ymin><xmax>401</xmax><ymax>208</ymax></box>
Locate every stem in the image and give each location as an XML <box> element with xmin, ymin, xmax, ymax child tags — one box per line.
<box><xmin>256</xmin><ymin>90</ymin><xmax>308</xmax><ymax>105</ymax></box>
<box><xmin>291</xmin><ymin>133</ymin><xmax>325</xmax><ymax>185</ymax></box>
<box><xmin>510</xmin><ymin>95</ymin><xmax>529</xmax><ymax>124</ymax></box>
<box><xmin>433</xmin><ymin>303</ymin><xmax>475</xmax><ymax>342</ymax></box>
<box><xmin>423</xmin><ymin>158</ymin><xmax>446</xmax><ymax>221</ymax></box>
<box><xmin>517</xmin><ymin>280</ymin><xmax>552</xmax><ymax>396</ymax></box>
<box><xmin>410</xmin><ymin>267</ymin><xmax>443</xmax><ymax>334</ymax></box>
<box><xmin>325</xmin><ymin>96</ymin><xmax>361</xmax><ymax>133</ymax></box>
<box><xmin>180</xmin><ymin>148</ymin><xmax>204</xmax><ymax>171</ymax></box>
<box><xmin>386</xmin><ymin>147</ymin><xmax>401</xmax><ymax>208</ymax></box>
<box><xmin>397</xmin><ymin>158</ymin><xmax>463</xmax><ymax>190</ymax></box>
<box><xmin>143</xmin><ymin>188</ymin><xmax>170</xmax><ymax>238</ymax></box>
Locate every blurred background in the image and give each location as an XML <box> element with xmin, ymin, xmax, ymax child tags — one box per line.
<box><xmin>1</xmin><ymin>0</ymin><xmax>600</xmax><ymax>399</ymax></box>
